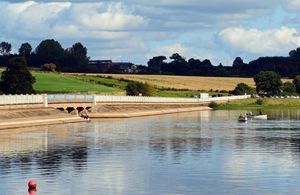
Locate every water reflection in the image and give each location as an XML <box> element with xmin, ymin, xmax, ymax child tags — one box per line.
<box><xmin>0</xmin><ymin>110</ymin><xmax>300</xmax><ymax>194</ymax></box>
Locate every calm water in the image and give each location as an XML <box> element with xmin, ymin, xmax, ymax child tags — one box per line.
<box><xmin>1</xmin><ymin>110</ymin><xmax>300</xmax><ymax>194</ymax></box>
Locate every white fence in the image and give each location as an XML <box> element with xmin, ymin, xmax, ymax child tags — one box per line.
<box><xmin>95</xmin><ymin>94</ymin><xmax>251</xmax><ymax>103</ymax></box>
<box><xmin>0</xmin><ymin>94</ymin><xmax>251</xmax><ymax>106</ymax></box>
<box><xmin>0</xmin><ymin>94</ymin><xmax>44</xmax><ymax>105</ymax></box>
<box><xmin>47</xmin><ymin>94</ymin><xmax>93</xmax><ymax>102</ymax></box>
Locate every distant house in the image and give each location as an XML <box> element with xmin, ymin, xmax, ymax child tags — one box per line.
<box><xmin>111</xmin><ymin>62</ymin><xmax>137</xmax><ymax>73</ymax></box>
<box><xmin>88</xmin><ymin>60</ymin><xmax>113</xmax><ymax>71</ymax></box>
<box><xmin>88</xmin><ymin>60</ymin><xmax>140</xmax><ymax>73</ymax></box>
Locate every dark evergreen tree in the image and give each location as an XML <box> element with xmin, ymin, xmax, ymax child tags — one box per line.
<box><xmin>0</xmin><ymin>57</ymin><xmax>35</xmax><ymax>94</ymax></box>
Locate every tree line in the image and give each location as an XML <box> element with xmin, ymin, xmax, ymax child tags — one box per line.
<box><xmin>2</xmin><ymin>39</ymin><xmax>300</xmax><ymax>78</ymax></box>
<box><xmin>0</xmin><ymin>40</ymin><xmax>90</xmax><ymax>72</ymax></box>
<box><xmin>232</xmin><ymin>70</ymin><xmax>300</xmax><ymax>97</ymax></box>
<box><xmin>147</xmin><ymin>48</ymin><xmax>300</xmax><ymax>78</ymax></box>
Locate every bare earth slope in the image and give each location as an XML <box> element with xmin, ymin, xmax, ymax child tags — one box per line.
<box><xmin>0</xmin><ymin>108</ymin><xmax>85</xmax><ymax>129</ymax></box>
<box><xmin>88</xmin><ymin>104</ymin><xmax>211</xmax><ymax>118</ymax></box>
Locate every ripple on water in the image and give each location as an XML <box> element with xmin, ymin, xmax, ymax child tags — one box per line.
<box><xmin>0</xmin><ymin>110</ymin><xmax>300</xmax><ymax>194</ymax></box>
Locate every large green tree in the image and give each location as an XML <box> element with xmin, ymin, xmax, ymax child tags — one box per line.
<box><xmin>232</xmin><ymin>57</ymin><xmax>244</xmax><ymax>68</ymax></box>
<box><xmin>147</xmin><ymin>56</ymin><xmax>167</xmax><ymax>73</ymax></box>
<box><xmin>169</xmin><ymin>53</ymin><xmax>189</xmax><ymax>75</ymax></box>
<box><xmin>70</xmin><ymin>42</ymin><xmax>87</xmax><ymax>58</ymax></box>
<box><xmin>254</xmin><ymin>71</ymin><xmax>282</xmax><ymax>95</ymax></box>
<box><xmin>19</xmin><ymin>42</ymin><xmax>32</xmax><ymax>57</ymax></box>
<box><xmin>34</xmin><ymin>39</ymin><xmax>64</xmax><ymax>67</ymax></box>
<box><xmin>68</xmin><ymin>42</ymin><xmax>89</xmax><ymax>69</ymax></box>
<box><xmin>0</xmin><ymin>57</ymin><xmax>35</xmax><ymax>94</ymax></box>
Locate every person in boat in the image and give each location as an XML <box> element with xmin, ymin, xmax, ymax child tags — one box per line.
<box><xmin>259</xmin><ymin>110</ymin><xmax>262</xmax><ymax>115</ymax></box>
<box><xmin>246</xmin><ymin>112</ymin><xmax>253</xmax><ymax>117</ymax></box>
<box><xmin>238</xmin><ymin>113</ymin><xmax>247</xmax><ymax>121</ymax></box>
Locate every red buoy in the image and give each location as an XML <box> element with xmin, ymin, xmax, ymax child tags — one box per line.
<box><xmin>28</xmin><ymin>188</ymin><xmax>37</xmax><ymax>195</ymax></box>
<box><xmin>28</xmin><ymin>180</ymin><xmax>37</xmax><ymax>189</ymax></box>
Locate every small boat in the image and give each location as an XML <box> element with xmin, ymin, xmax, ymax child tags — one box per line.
<box><xmin>253</xmin><ymin>114</ymin><xmax>267</xmax><ymax>120</ymax></box>
<box><xmin>238</xmin><ymin>115</ymin><xmax>247</xmax><ymax>122</ymax></box>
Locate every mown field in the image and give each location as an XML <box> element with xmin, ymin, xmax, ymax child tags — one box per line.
<box><xmin>93</xmin><ymin>74</ymin><xmax>291</xmax><ymax>91</ymax></box>
<box><xmin>32</xmin><ymin>72</ymin><xmax>124</xmax><ymax>94</ymax></box>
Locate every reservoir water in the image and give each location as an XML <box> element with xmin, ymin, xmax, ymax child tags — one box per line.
<box><xmin>1</xmin><ymin>110</ymin><xmax>300</xmax><ymax>194</ymax></box>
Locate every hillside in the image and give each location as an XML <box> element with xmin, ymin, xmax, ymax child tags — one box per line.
<box><xmin>32</xmin><ymin>71</ymin><xmax>124</xmax><ymax>94</ymax></box>
<box><xmin>86</xmin><ymin>74</ymin><xmax>291</xmax><ymax>91</ymax></box>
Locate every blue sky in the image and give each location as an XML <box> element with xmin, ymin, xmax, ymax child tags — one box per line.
<box><xmin>1</xmin><ymin>0</ymin><xmax>300</xmax><ymax>65</ymax></box>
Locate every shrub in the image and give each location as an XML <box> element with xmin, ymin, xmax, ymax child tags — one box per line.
<box><xmin>41</xmin><ymin>63</ymin><xmax>56</xmax><ymax>72</ymax></box>
<box><xmin>126</xmin><ymin>81</ymin><xmax>155</xmax><ymax>96</ymax></box>
<box><xmin>208</xmin><ymin>101</ymin><xmax>218</xmax><ymax>109</ymax></box>
<box><xmin>255</xmin><ymin>99</ymin><xmax>264</xmax><ymax>105</ymax></box>
<box><xmin>232</xmin><ymin>83</ymin><xmax>252</xmax><ymax>95</ymax></box>
<box><xmin>281</xmin><ymin>81</ymin><xmax>296</xmax><ymax>95</ymax></box>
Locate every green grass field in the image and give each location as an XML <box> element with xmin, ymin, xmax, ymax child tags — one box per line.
<box><xmin>217</xmin><ymin>98</ymin><xmax>300</xmax><ymax>109</ymax></box>
<box><xmin>73</xmin><ymin>75</ymin><xmax>128</xmax><ymax>89</ymax></box>
<box><xmin>155</xmin><ymin>89</ymin><xmax>200</xmax><ymax>98</ymax></box>
<box><xmin>32</xmin><ymin>72</ymin><xmax>124</xmax><ymax>94</ymax></box>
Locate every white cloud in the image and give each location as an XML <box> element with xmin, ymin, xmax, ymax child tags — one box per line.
<box><xmin>0</xmin><ymin>1</ymin><xmax>150</xmax><ymax>63</ymax></box>
<box><xmin>218</xmin><ymin>27</ymin><xmax>300</xmax><ymax>56</ymax></box>
<box><xmin>68</xmin><ymin>2</ymin><xmax>147</xmax><ymax>31</ymax></box>
<box><xmin>0</xmin><ymin>0</ymin><xmax>294</xmax><ymax>64</ymax></box>
<box><xmin>285</xmin><ymin>0</ymin><xmax>300</xmax><ymax>11</ymax></box>
<box><xmin>0</xmin><ymin>1</ymin><xmax>147</xmax><ymax>39</ymax></box>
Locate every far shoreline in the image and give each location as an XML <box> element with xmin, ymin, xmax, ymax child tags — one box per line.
<box><xmin>215</xmin><ymin>98</ymin><xmax>300</xmax><ymax>110</ymax></box>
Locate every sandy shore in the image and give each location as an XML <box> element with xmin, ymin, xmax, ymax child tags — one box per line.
<box><xmin>0</xmin><ymin>107</ymin><xmax>86</xmax><ymax>130</ymax></box>
<box><xmin>88</xmin><ymin>104</ymin><xmax>211</xmax><ymax>118</ymax></box>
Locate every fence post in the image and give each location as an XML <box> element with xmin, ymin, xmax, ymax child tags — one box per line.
<box><xmin>92</xmin><ymin>94</ymin><xmax>97</xmax><ymax>107</ymax></box>
<box><xmin>43</xmin><ymin>94</ymin><xmax>48</xmax><ymax>107</ymax></box>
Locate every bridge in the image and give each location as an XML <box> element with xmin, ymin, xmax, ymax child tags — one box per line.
<box><xmin>0</xmin><ymin>94</ymin><xmax>251</xmax><ymax>115</ymax></box>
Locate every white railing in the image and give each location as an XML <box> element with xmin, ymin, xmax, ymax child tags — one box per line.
<box><xmin>0</xmin><ymin>94</ymin><xmax>251</xmax><ymax>107</ymax></box>
<box><xmin>47</xmin><ymin>94</ymin><xmax>93</xmax><ymax>102</ymax></box>
<box><xmin>95</xmin><ymin>94</ymin><xmax>251</xmax><ymax>103</ymax></box>
<box><xmin>208</xmin><ymin>95</ymin><xmax>251</xmax><ymax>102</ymax></box>
<box><xmin>0</xmin><ymin>94</ymin><xmax>44</xmax><ymax>105</ymax></box>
